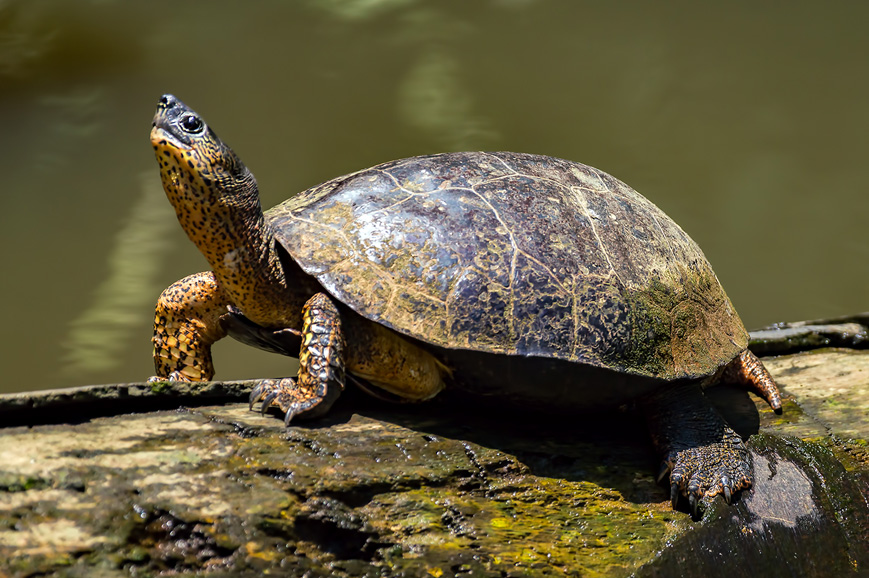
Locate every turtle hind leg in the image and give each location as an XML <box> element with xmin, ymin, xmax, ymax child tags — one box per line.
<box><xmin>643</xmin><ymin>383</ymin><xmax>752</xmax><ymax>518</ymax></box>
<box><xmin>722</xmin><ymin>349</ymin><xmax>782</xmax><ymax>414</ymax></box>
<box><xmin>250</xmin><ymin>292</ymin><xmax>345</xmax><ymax>424</ymax></box>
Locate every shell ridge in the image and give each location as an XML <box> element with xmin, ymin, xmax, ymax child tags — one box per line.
<box><xmin>646</xmin><ymin>209</ymin><xmax>676</xmax><ymax>264</ymax></box>
<box><xmin>372</xmin><ymin>168</ymin><xmax>425</xmax><ymax>198</ymax></box>
<box><xmin>286</xmin><ymin>214</ymin><xmax>357</xmax><ymax>252</ymax></box>
<box><xmin>363</xmin><ymin>190</ymin><xmax>417</xmax><ymax>219</ymax></box>
<box><xmin>569</xmin><ymin>274</ymin><xmax>582</xmax><ymax>360</ymax></box>
<box><xmin>482</xmin><ymin>152</ymin><xmax>521</xmax><ymax>176</ymax></box>
<box><xmin>465</xmin><ymin>184</ymin><xmax>520</xmax><ymax>345</ymax></box>
<box><xmin>570</xmin><ymin>185</ymin><xmax>624</xmax><ymax>287</ymax></box>
<box><xmin>514</xmin><ymin>248</ymin><xmax>571</xmax><ymax>296</ymax></box>
<box><xmin>477</xmin><ymin>173</ymin><xmax>526</xmax><ymax>187</ymax></box>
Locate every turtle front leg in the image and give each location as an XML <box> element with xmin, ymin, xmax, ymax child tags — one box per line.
<box><xmin>250</xmin><ymin>292</ymin><xmax>346</xmax><ymax>424</ymax></box>
<box><xmin>150</xmin><ymin>272</ymin><xmax>230</xmax><ymax>381</ymax></box>
<box><xmin>643</xmin><ymin>383</ymin><xmax>751</xmax><ymax>517</ymax></box>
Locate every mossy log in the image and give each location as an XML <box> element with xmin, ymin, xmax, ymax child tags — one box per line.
<box><xmin>1</xmin><ymin>321</ymin><xmax>867</xmax><ymax>577</ymax></box>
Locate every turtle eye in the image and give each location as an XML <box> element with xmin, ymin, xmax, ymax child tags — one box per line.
<box><xmin>180</xmin><ymin>114</ymin><xmax>204</xmax><ymax>134</ymax></box>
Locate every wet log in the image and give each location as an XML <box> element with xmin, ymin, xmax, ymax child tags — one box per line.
<box><xmin>0</xmin><ymin>339</ymin><xmax>867</xmax><ymax>576</ymax></box>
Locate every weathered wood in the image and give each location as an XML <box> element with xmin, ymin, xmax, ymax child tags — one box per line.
<box><xmin>750</xmin><ymin>312</ymin><xmax>869</xmax><ymax>355</ymax></box>
<box><xmin>0</xmin><ymin>348</ymin><xmax>867</xmax><ymax>577</ymax></box>
<box><xmin>0</xmin><ymin>380</ymin><xmax>256</xmax><ymax>427</ymax></box>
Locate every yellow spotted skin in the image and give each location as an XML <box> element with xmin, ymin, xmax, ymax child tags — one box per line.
<box><xmin>151</xmin><ymin>272</ymin><xmax>228</xmax><ymax>381</ymax></box>
<box><xmin>249</xmin><ymin>293</ymin><xmax>346</xmax><ymax>421</ymax></box>
<box><xmin>152</xmin><ymin>112</ymin><xmax>294</xmax><ymax>331</ymax></box>
<box><xmin>297</xmin><ymin>294</ymin><xmax>344</xmax><ymax>400</ymax></box>
<box><xmin>149</xmin><ymin>94</ymin><xmax>446</xmax><ymax>420</ymax></box>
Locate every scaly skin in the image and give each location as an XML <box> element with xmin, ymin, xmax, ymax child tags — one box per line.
<box><xmin>150</xmin><ymin>272</ymin><xmax>228</xmax><ymax>381</ymax></box>
<box><xmin>723</xmin><ymin>349</ymin><xmax>782</xmax><ymax>412</ymax></box>
<box><xmin>249</xmin><ymin>293</ymin><xmax>346</xmax><ymax>422</ymax></box>
<box><xmin>149</xmin><ymin>94</ymin><xmax>445</xmax><ymax>420</ymax></box>
<box><xmin>644</xmin><ymin>382</ymin><xmax>751</xmax><ymax>518</ymax></box>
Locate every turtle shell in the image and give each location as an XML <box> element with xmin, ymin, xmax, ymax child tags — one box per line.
<box><xmin>267</xmin><ymin>151</ymin><xmax>747</xmax><ymax>382</ymax></box>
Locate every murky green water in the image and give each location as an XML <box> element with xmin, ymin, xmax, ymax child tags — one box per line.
<box><xmin>1</xmin><ymin>0</ymin><xmax>867</xmax><ymax>392</ymax></box>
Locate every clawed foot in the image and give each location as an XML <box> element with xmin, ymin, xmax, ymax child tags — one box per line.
<box><xmin>249</xmin><ymin>377</ymin><xmax>338</xmax><ymax>425</ymax></box>
<box><xmin>247</xmin><ymin>293</ymin><xmax>346</xmax><ymax>426</ymax></box>
<box><xmin>644</xmin><ymin>381</ymin><xmax>756</xmax><ymax>517</ymax></box>
<box><xmin>656</xmin><ymin>438</ymin><xmax>751</xmax><ymax>517</ymax></box>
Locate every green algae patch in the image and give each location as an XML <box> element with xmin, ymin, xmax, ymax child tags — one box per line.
<box><xmin>620</xmin><ymin>263</ymin><xmax>746</xmax><ymax>380</ymax></box>
<box><xmin>0</xmin><ymin>400</ymin><xmax>689</xmax><ymax>576</ymax></box>
<box><xmin>149</xmin><ymin>380</ymin><xmax>172</xmax><ymax>395</ymax></box>
<box><xmin>0</xmin><ymin>472</ymin><xmax>50</xmax><ymax>492</ymax></box>
<box><xmin>362</xmin><ymin>477</ymin><xmax>684</xmax><ymax>577</ymax></box>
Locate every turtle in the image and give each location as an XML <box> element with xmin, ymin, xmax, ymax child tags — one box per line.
<box><xmin>148</xmin><ymin>94</ymin><xmax>782</xmax><ymax>514</ymax></box>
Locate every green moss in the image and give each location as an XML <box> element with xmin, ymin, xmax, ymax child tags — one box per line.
<box><xmin>629</xmin><ymin>262</ymin><xmax>749</xmax><ymax>379</ymax></box>
<box><xmin>3</xmin><ymin>355</ymin><xmax>867</xmax><ymax>578</ymax></box>
<box><xmin>148</xmin><ymin>380</ymin><xmax>171</xmax><ymax>395</ymax></box>
<box><xmin>0</xmin><ymin>473</ymin><xmax>49</xmax><ymax>492</ymax></box>
<box><xmin>365</xmin><ymin>477</ymin><xmax>684</xmax><ymax>577</ymax></box>
<box><xmin>622</xmin><ymin>280</ymin><xmax>673</xmax><ymax>376</ymax></box>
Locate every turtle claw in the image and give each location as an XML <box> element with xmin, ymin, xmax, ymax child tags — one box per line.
<box><xmin>670</xmin><ymin>477</ymin><xmax>681</xmax><ymax>510</ymax></box>
<box><xmin>247</xmin><ymin>376</ymin><xmax>339</xmax><ymax>425</ymax></box>
<box><xmin>284</xmin><ymin>407</ymin><xmax>298</xmax><ymax>426</ymax></box>
<box><xmin>249</xmin><ymin>381</ymin><xmax>269</xmax><ymax>410</ymax></box>
<box><xmin>689</xmin><ymin>493</ymin><xmax>700</xmax><ymax>518</ymax></box>
<box><xmin>261</xmin><ymin>390</ymin><xmax>281</xmax><ymax>415</ymax></box>
<box><xmin>664</xmin><ymin>445</ymin><xmax>751</xmax><ymax>517</ymax></box>
<box><xmin>244</xmin><ymin>294</ymin><xmax>345</xmax><ymax>426</ymax></box>
<box><xmin>644</xmin><ymin>383</ymin><xmax>754</xmax><ymax>515</ymax></box>
<box><xmin>670</xmin><ymin>469</ymin><xmax>705</xmax><ymax>518</ymax></box>
<box><xmin>248</xmin><ymin>378</ymin><xmax>299</xmax><ymax>420</ymax></box>
<box><xmin>678</xmin><ymin>475</ymin><xmax>733</xmax><ymax>515</ymax></box>
<box><xmin>148</xmin><ymin>371</ymin><xmax>190</xmax><ymax>383</ymax></box>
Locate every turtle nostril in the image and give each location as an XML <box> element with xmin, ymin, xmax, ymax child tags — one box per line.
<box><xmin>159</xmin><ymin>94</ymin><xmax>174</xmax><ymax>108</ymax></box>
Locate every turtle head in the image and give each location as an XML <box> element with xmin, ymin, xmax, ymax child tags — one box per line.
<box><xmin>150</xmin><ymin>94</ymin><xmax>258</xmax><ymax>214</ymax></box>
<box><xmin>150</xmin><ymin>95</ymin><xmax>295</xmax><ymax>326</ymax></box>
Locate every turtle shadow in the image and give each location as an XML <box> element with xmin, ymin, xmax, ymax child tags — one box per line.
<box><xmin>310</xmin><ymin>383</ymin><xmax>761</xmax><ymax>507</ymax></box>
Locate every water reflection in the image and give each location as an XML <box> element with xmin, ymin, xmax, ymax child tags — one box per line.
<box><xmin>63</xmin><ymin>173</ymin><xmax>176</xmax><ymax>376</ymax></box>
<box><xmin>34</xmin><ymin>88</ymin><xmax>104</xmax><ymax>170</ymax></box>
<box><xmin>309</xmin><ymin>0</ymin><xmax>498</xmax><ymax>149</ymax></box>
<box><xmin>0</xmin><ymin>1</ymin><xmax>53</xmax><ymax>75</ymax></box>
<box><xmin>398</xmin><ymin>49</ymin><xmax>498</xmax><ymax>150</ymax></box>
<box><xmin>309</xmin><ymin>0</ymin><xmax>420</xmax><ymax>21</ymax></box>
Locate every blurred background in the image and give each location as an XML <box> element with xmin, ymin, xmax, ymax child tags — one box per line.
<box><xmin>1</xmin><ymin>0</ymin><xmax>867</xmax><ymax>392</ymax></box>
